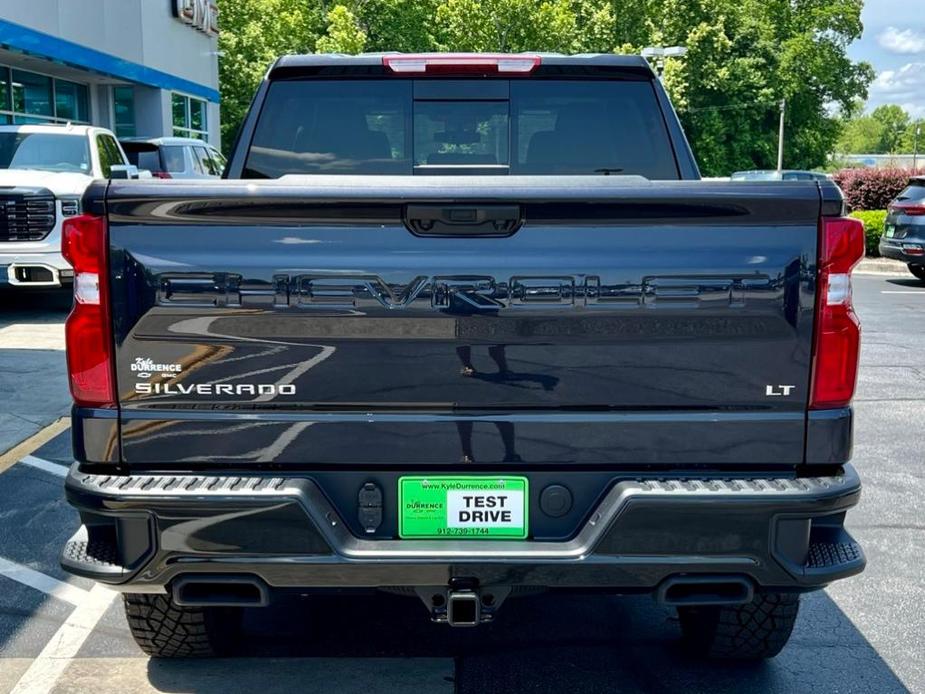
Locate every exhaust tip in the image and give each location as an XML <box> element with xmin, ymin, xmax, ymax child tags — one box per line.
<box><xmin>656</xmin><ymin>575</ymin><xmax>754</xmax><ymax>607</ymax></box>
<box><xmin>172</xmin><ymin>575</ymin><xmax>269</xmax><ymax>608</ymax></box>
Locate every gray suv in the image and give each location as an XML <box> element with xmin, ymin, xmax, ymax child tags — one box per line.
<box><xmin>879</xmin><ymin>176</ymin><xmax>925</xmax><ymax>282</ymax></box>
<box><xmin>120</xmin><ymin>137</ymin><xmax>226</xmax><ymax>179</ymax></box>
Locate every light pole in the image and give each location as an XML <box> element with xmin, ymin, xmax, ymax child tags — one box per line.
<box><xmin>777</xmin><ymin>99</ymin><xmax>786</xmax><ymax>173</ymax></box>
<box><xmin>641</xmin><ymin>46</ymin><xmax>688</xmax><ymax>81</ymax></box>
<box><xmin>914</xmin><ymin>125</ymin><xmax>921</xmax><ymax>172</ymax></box>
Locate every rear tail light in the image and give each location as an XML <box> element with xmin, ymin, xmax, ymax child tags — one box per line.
<box><xmin>810</xmin><ymin>217</ymin><xmax>865</xmax><ymax>410</ymax></box>
<box><xmin>383</xmin><ymin>53</ymin><xmax>541</xmax><ymax>75</ymax></box>
<box><xmin>889</xmin><ymin>202</ymin><xmax>925</xmax><ymax>216</ymax></box>
<box><xmin>62</xmin><ymin>214</ymin><xmax>116</xmax><ymax>407</ymax></box>
<box><xmin>151</xmin><ymin>171</ymin><xmax>172</xmax><ymax>179</ymax></box>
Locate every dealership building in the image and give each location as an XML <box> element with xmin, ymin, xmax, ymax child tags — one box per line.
<box><xmin>0</xmin><ymin>0</ymin><xmax>220</xmax><ymax>146</ymax></box>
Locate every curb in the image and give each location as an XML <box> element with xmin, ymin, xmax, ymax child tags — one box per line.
<box><xmin>855</xmin><ymin>258</ymin><xmax>910</xmax><ymax>277</ymax></box>
<box><xmin>854</xmin><ymin>270</ymin><xmax>910</xmax><ymax>277</ymax></box>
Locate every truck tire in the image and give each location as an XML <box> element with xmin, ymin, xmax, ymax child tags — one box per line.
<box><xmin>677</xmin><ymin>592</ymin><xmax>800</xmax><ymax>659</ymax></box>
<box><xmin>908</xmin><ymin>264</ymin><xmax>925</xmax><ymax>282</ymax></box>
<box><xmin>123</xmin><ymin>593</ymin><xmax>241</xmax><ymax>657</ymax></box>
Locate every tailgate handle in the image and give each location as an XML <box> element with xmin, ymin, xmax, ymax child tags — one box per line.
<box><xmin>404</xmin><ymin>205</ymin><xmax>523</xmax><ymax>237</ymax></box>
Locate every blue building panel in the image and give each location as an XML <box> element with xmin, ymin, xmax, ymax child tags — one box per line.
<box><xmin>0</xmin><ymin>18</ymin><xmax>219</xmax><ymax>102</ymax></box>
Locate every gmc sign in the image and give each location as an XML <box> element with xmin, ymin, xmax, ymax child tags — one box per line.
<box><xmin>172</xmin><ymin>0</ymin><xmax>219</xmax><ymax>37</ymax></box>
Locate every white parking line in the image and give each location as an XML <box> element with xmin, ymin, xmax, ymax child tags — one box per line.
<box><xmin>10</xmin><ymin>583</ymin><xmax>117</xmax><ymax>694</ymax></box>
<box><xmin>18</xmin><ymin>455</ymin><xmax>69</xmax><ymax>479</ymax></box>
<box><xmin>0</xmin><ymin>556</ymin><xmax>88</xmax><ymax>607</ymax></box>
<box><xmin>881</xmin><ymin>290</ymin><xmax>925</xmax><ymax>294</ymax></box>
<box><xmin>0</xmin><ymin>418</ymin><xmax>69</xmax><ymax>475</ymax></box>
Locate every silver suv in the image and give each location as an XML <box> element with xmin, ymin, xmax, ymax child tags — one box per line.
<box><xmin>120</xmin><ymin>137</ymin><xmax>226</xmax><ymax>179</ymax></box>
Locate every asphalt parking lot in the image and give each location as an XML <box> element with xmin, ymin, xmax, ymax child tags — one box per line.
<box><xmin>0</xmin><ymin>272</ymin><xmax>923</xmax><ymax>693</ymax></box>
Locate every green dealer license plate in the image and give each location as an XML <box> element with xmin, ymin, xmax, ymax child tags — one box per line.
<box><xmin>399</xmin><ymin>476</ymin><xmax>528</xmax><ymax>539</ymax></box>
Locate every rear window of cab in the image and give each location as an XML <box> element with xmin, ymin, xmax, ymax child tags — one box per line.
<box><xmin>243</xmin><ymin>79</ymin><xmax>679</xmax><ymax>180</ymax></box>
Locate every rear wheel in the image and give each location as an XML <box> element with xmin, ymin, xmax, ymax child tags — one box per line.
<box><xmin>908</xmin><ymin>264</ymin><xmax>925</xmax><ymax>282</ymax></box>
<box><xmin>677</xmin><ymin>592</ymin><xmax>800</xmax><ymax>660</ymax></box>
<box><xmin>123</xmin><ymin>593</ymin><xmax>242</xmax><ymax>657</ymax></box>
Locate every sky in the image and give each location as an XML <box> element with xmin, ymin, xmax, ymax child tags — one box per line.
<box><xmin>848</xmin><ymin>0</ymin><xmax>925</xmax><ymax>117</ymax></box>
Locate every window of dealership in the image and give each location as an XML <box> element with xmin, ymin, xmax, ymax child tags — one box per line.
<box><xmin>113</xmin><ymin>86</ymin><xmax>135</xmax><ymax>137</ymax></box>
<box><xmin>0</xmin><ymin>61</ymin><xmax>213</xmax><ymax>143</ymax></box>
<box><xmin>0</xmin><ymin>68</ymin><xmax>217</xmax><ymax>137</ymax></box>
<box><xmin>172</xmin><ymin>93</ymin><xmax>209</xmax><ymax>140</ymax></box>
<box><xmin>0</xmin><ymin>66</ymin><xmax>90</xmax><ymax>125</ymax></box>
<box><xmin>0</xmin><ymin>1</ymin><xmax>220</xmax><ymax>145</ymax></box>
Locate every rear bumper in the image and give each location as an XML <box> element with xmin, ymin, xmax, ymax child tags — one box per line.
<box><xmin>61</xmin><ymin>464</ymin><xmax>865</xmax><ymax>594</ymax></box>
<box><xmin>879</xmin><ymin>237</ymin><xmax>925</xmax><ymax>264</ymax></box>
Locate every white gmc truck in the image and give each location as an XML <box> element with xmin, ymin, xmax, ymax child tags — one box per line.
<box><xmin>0</xmin><ymin>124</ymin><xmax>132</xmax><ymax>289</ymax></box>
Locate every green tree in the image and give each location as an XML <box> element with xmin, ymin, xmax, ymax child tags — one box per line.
<box><xmin>316</xmin><ymin>5</ymin><xmax>368</xmax><ymax>54</ymax></box>
<box><xmin>217</xmin><ymin>0</ymin><xmax>323</xmax><ymax>152</ymax></box>
<box><xmin>837</xmin><ymin>114</ymin><xmax>884</xmax><ymax>154</ymax></box>
<box><xmin>356</xmin><ymin>0</ymin><xmax>439</xmax><ymax>52</ymax></box>
<box><xmin>901</xmin><ymin>119</ymin><xmax>925</xmax><ymax>156</ymax></box>
<box><xmin>646</xmin><ymin>0</ymin><xmax>873</xmax><ymax>174</ymax></box>
<box><xmin>871</xmin><ymin>104</ymin><xmax>910</xmax><ymax>154</ymax></box>
<box><xmin>838</xmin><ymin>106</ymin><xmax>923</xmax><ymax>155</ymax></box>
<box><xmin>433</xmin><ymin>0</ymin><xmax>582</xmax><ymax>53</ymax></box>
<box><xmin>216</xmin><ymin>0</ymin><xmax>873</xmax><ymax>174</ymax></box>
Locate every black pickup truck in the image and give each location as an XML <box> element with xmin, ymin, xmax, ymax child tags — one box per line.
<box><xmin>60</xmin><ymin>53</ymin><xmax>866</xmax><ymax>660</ymax></box>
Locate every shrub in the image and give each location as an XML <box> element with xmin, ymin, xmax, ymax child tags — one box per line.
<box><xmin>832</xmin><ymin>168</ymin><xmax>914</xmax><ymax>212</ymax></box>
<box><xmin>850</xmin><ymin>210</ymin><xmax>888</xmax><ymax>257</ymax></box>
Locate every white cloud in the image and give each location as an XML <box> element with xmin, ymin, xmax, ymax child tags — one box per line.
<box><xmin>878</xmin><ymin>27</ymin><xmax>925</xmax><ymax>54</ymax></box>
<box><xmin>870</xmin><ymin>63</ymin><xmax>925</xmax><ymax>114</ymax></box>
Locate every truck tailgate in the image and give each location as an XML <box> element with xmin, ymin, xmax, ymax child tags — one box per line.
<box><xmin>104</xmin><ymin>177</ymin><xmax>821</xmax><ymax>468</ymax></box>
